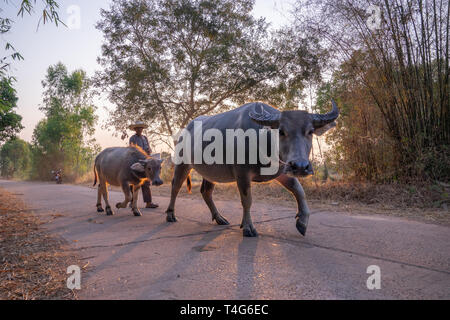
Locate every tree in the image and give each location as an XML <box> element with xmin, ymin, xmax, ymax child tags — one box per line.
<box><xmin>1</xmin><ymin>0</ymin><xmax>63</xmax><ymax>75</ymax></box>
<box><xmin>31</xmin><ymin>63</ymin><xmax>99</xmax><ymax>180</ymax></box>
<box><xmin>315</xmin><ymin>51</ymin><xmax>398</xmax><ymax>182</ymax></box>
<box><xmin>96</xmin><ymin>0</ymin><xmax>321</xmax><ymax>148</ymax></box>
<box><xmin>0</xmin><ymin>138</ymin><xmax>31</xmax><ymax>178</ymax></box>
<box><xmin>0</xmin><ymin>77</ymin><xmax>23</xmax><ymax>143</ymax></box>
<box><xmin>296</xmin><ymin>0</ymin><xmax>449</xmax><ymax>181</ymax></box>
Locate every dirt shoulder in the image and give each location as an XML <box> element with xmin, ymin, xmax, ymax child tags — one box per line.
<box><xmin>0</xmin><ymin>187</ymin><xmax>80</xmax><ymax>300</ymax></box>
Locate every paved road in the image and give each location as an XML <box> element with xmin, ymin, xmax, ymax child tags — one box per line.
<box><xmin>1</xmin><ymin>180</ymin><xmax>449</xmax><ymax>299</ymax></box>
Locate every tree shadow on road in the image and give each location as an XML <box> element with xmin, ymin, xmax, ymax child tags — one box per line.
<box><xmin>82</xmin><ymin>222</ymin><xmax>172</xmax><ymax>287</ymax></box>
<box><xmin>137</xmin><ymin>228</ymin><xmax>229</xmax><ymax>299</ymax></box>
<box><xmin>236</xmin><ymin>237</ymin><xmax>259</xmax><ymax>299</ymax></box>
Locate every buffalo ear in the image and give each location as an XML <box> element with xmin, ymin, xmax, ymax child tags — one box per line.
<box><xmin>131</xmin><ymin>162</ymin><xmax>145</xmax><ymax>172</ymax></box>
<box><xmin>314</xmin><ymin>122</ymin><xmax>336</xmax><ymax>136</ymax></box>
<box><xmin>149</xmin><ymin>158</ymin><xmax>163</xmax><ymax>166</ymax></box>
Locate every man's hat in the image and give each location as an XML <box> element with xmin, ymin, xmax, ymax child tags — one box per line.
<box><xmin>129</xmin><ymin>121</ymin><xmax>149</xmax><ymax>130</ymax></box>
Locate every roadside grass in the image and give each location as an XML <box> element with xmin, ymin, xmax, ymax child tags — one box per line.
<box><xmin>74</xmin><ymin>163</ymin><xmax>449</xmax><ymax>225</ymax></box>
<box><xmin>0</xmin><ymin>188</ymin><xmax>80</xmax><ymax>300</ymax></box>
<box><xmin>149</xmin><ymin>167</ymin><xmax>450</xmax><ymax>225</ymax></box>
<box><xmin>74</xmin><ymin>171</ymin><xmax>94</xmax><ymax>185</ymax></box>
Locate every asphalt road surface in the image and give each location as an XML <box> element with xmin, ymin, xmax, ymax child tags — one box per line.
<box><xmin>1</xmin><ymin>180</ymin><xmax>449</xmax><ymax>299</ymax></box>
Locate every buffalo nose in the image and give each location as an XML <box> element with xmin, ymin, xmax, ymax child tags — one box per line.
<box><xmin>288</xmin><ymin>161</ymin><xmax>313</xmax><ymax>176</ymax></box>
<box><xmin>152</xmin><ymin>179</ymin><xmax>163</xmax><ymax>186</ymax></box>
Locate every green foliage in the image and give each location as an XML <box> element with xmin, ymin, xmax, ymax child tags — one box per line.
<box><xmin>16</xmin><ymin>0</ymin><xmax>63</xmax><ymax>25</ymax></box>
<box><xmin>31</xmin><ymin>63</ymin><xmax>100</xmax><ymax>181</ymax></box>
<box><xmin>0</xmin><ymin>138</ymin><xmax>31</xmax><ymax>178</ymax></box>
<box><xmin>0</xmin><ymin>77</ymin><xmax>23</xmax><ymax>142</ymax></box>
<box><xmin>1</xmin><ymin>0</ymin><xmax>63</xmax><ymax>75</ymax></box>
<box><xmin>96</xmin><ymin>0</ymin><xmax>321</xmax><ymax>146</ymax></box>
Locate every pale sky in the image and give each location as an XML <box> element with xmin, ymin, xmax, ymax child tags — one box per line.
<box><xmin>1</xmin><ymin>0</ymin><xmax>296</xmax><ymax>152</ymax></box>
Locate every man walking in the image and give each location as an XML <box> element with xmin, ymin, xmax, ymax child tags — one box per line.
<box><xmin>129</xmin><ymin>121</ymin><xmax>159</xmax><ymax>209</ymax></box>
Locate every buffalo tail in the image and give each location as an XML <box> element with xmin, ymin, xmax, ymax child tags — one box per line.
<box><xmin>186</xmin><ymin>173</ymin><xmax>192</xmax><ymax>194</ymax></box>
<box><xmin>93</xmin><ymin>164</ymin><xmax>98</xmax><ymax>187</ymax></box>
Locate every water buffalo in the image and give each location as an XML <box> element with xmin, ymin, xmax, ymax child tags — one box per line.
<box><xmin>93</xmin><ymin>147</ymin><xmax>163</xmax><ymax>217</ymax></box>
<box><xmin>166</xmin><ymin>100</ymin><xmax>339</xmax><ymax>237</ymax></box>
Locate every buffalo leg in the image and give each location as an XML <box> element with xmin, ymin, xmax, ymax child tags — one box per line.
<box><xmin>101</xmin><ymin>182</ymin><xmax>113</xmax><ymax>216</ymax></box>
<box><xmin>128</xmin><ymin>186</ymin><xmax>133</xmax><ymax>208</ymax></box>
<box><xmin>116</xmin><ymin>181</ymin><xmax>131</xmax><ymax>209</ymax></box>
<box><xmin>96</xmin><ymin>185</ymin><xmax>104</xmax><ymax>212</ymax></box>
<box><xmin>236</xmin><ymin>175</ymin><xmax>257</xmax><ymax>237</ymax></box>
<box><xmin>276</xmin><ymin>174</ymin><xmax>310</xmax><ymax>236</ymax></box>
<box><xmin>200</xmin><ymin>179</ymin><xmax>229</xmax><ymax>225</ymax></box>
<box><xmin>131</xmin><ymin>184</ymin><xmax>142</xmax><ymax>217</ymax></box>
<box><xmin>166</xmin><ymin>164</ymin><xmax>191</xmax><ymax>222</ymax></box>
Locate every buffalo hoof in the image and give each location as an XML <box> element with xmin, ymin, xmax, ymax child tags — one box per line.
<box><xmin>214</xmin><ymin>215</ymin><xmax>230</xmax><ymax>226</ymax></box>
<box><xmin>242</xmin><ymin>225</ymin><xmax>258</xmax><ymax>237</ymax></box>
<box><xmin>97</xmin><ymin>206</ymin><xmax>104</xmax><ymax>213</ymax></box>
<box><xmin>166</xmin><ymin>210</ymin><xmax>177</xmax><ymax>222</ymax></box>
<box><xmin>296</xmin><ymin>218</ymin><xmax>308</xmax><ymax>236</ymax></box>
<box><xmin>132</xmin><ymin>209</ymin><xmax>142</xmax><ymax>217</ymax></box>
<box><xmin>115</xmin><ymin>202</ymin><xmax>122</xmax><ymax>209</ymax></box>
<box><xmin>106</xmin><ymin>207</ymin><xmax>114</xmax><ymax>216</ymax></box>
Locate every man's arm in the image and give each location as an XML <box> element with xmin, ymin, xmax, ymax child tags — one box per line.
<box><xmin>144</xmin><ymin>136</ymin><xmax>152</xmax><ymax>154</ymax></box>
<box><xmin>129</xmin><ymin>135</ymin><xmax>136</xmax><ymax>146</ymax></box>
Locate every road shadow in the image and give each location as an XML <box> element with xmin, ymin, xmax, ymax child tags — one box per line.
<box><xmin>83</xmin><ymin>222</ymin><xmax>172</xmax><ymax>285</ymax></box>
<box><xmin>137</xmin><ymin>227</ymin><xmax>228</xmax><ymax>299</ymax></box>
<box><xmin>51</xmin><ymin>204</ymin><xmax>169</xmax><ymax>240</ymax></box>
<box><xmin>236</xmin><ymin>236</ymin><xmax>259</xmax><ymax>299</ymax></box>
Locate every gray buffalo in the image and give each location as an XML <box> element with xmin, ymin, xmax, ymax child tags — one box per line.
<box><xmin>93</xmin><ymin>147</ymin><xmax>163</xmax><ymax>216</ymax></box>
<box><xmin>166</xmin><ymin>100</ymin><xmax>339</xmax><ymax>237</ymax></box>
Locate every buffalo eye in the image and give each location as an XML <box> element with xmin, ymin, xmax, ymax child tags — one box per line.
<box><xmin>307</xmin><ymin>129</ymin><xmax>315</xmax><ymax>136</ymax></box>
<box><xmin>279</xmin><ymin>129</ymin><xmax>286</xmax><ymax>137</ymax></box>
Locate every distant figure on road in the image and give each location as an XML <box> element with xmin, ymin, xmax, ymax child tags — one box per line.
<box><xmin>51</xmin><ymin>169</ymin><xmax>63</xmax><ymax>184</ymax></box>
<box><xmin>129</xmin><ymin>121</ymin><xmax>159</xmax><ymax>209</ymax></box>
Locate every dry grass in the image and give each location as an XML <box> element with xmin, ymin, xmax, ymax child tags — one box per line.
<box><xmin>76</xmin><ymin>163</ymin><xmax>449</xmax><ymax>225</ymax></box>
<box><xmin>148</xmin><ymin>169</ymin><xmax>450</xmax><ymax>226</ymax></box>
<box><xmin>74</xmin><ymin>171</ymin><xmax>95</xmax><ymax>185</ymax></box>
<box><xmin>0</xmin><ymin>188</ymin><xmax>80</xmax><ymax>300</ymax></box>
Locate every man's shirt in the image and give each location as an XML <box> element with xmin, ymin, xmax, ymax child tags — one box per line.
<box><xmin>129</xmin><ymin>134</ymin><xmax>151</xmax><ymax>155</ymax></box>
